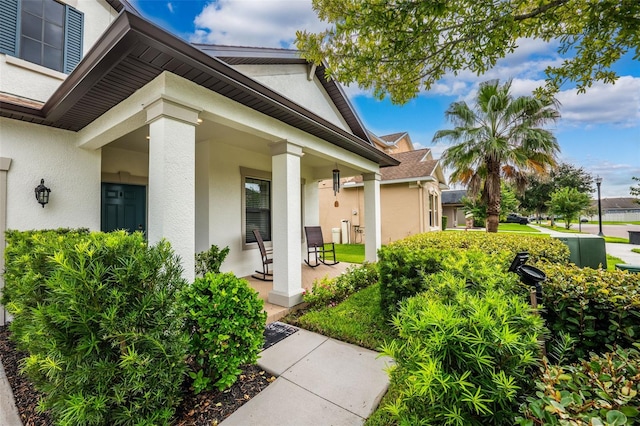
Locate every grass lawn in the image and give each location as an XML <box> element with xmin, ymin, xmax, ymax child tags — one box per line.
<box><xmin>633</xmin><ymin>248</ymin><xmax>640</xmax><ymax>254</ymax></box>
<box><xmin>285</xmin><ymin>283</ymin><xmax>389</xmax><ymax>350</ymax></box>
<box><xmin>585</xmin><ymin>221</ymin><xmax>640</xmax><ymax>225</ymax></box>
<box><xmin>498</xmin><ymin>223</ymin><xmax>540</xmax><ymax>233</ymax></box>
<box><xmin>538</xmin><ymin>224</ymin><xmax>582</xmax><ymax>233</ymax></box>
<box><xmin>604</xmin><ymin>236</ymin><xmax>630</xmax><ymax>243</ymax></box>
<box><xmin>334</xmin><ymin>244</ymin><xmax>365</xmax><ymax>264</ymax></box>
<box><xmin>607</xmin><ymin>254</ymin><xmax>626</xmax><ymax>270</ymax></box>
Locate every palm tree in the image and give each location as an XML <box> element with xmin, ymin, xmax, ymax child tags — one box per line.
<box><xmin>433</xmin><ymin>79</ymin><xmax>560</xmax><ymax>232</ymax></box>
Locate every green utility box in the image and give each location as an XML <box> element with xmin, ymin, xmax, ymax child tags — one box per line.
<box><xmin>553</xmin><ymin>235</ymin><xmax>607</xmax><ymax>269</ymax></box>
<box><xmin>616</xmin><ymin>264</ymin><xmax>640</xmax><ymax>274</ymax></box>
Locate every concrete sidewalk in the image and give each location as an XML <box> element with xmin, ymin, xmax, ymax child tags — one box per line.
<box><xmin>221</xmin><ymin>328</ymin><xmax>392</xmax><ymax>426</ymax></box>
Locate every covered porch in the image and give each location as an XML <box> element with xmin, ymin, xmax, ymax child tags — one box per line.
<box><xmin>246</xmin><ymin>262</ymin><xmax>353</xmax><ymax>323</ymax></box>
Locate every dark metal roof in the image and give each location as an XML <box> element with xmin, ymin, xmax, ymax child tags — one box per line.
<box><xmin>0</xmin><ymin>11</ymin><xmax>397</xmax><ymax>167</ymax></box>
<box><xmin>105</xmin><ymin>0</ymin><xmax>141</xmax><ymax>15</ymax></box>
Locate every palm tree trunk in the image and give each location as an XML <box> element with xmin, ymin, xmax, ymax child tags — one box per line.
<box><xmin>485</xmin><ymin>158</ymin><xmax>501</xmax><ymax>233</ymax></box>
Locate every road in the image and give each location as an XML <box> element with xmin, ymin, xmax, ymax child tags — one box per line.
<box><xmin>574</xmin><ymin>223</ymin><xmax>640</xmax><ymax>240</ymax></box>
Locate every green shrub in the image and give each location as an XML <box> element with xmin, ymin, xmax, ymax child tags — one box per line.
<box><xmin>517</xmin><ymin>346</ymin><xmax>640</xmax><ymax>425</ymax></box>
<box><xmin>195</xmin><ymin>244</ymin><xmax>230</xmax><ymax>275</ymax></box>
<box><xmin>303</xmin><ymin>262</ymin><xmax>378</xmax><ymax>310</ymax></box>
<box><xmin>442</xmin><ymin>215</ymin><xmax>448</xmax><ymax>230</ymax></box>
<box><xmin>2</xmin><ymin>230</ymin><xmax>188</xmax><ymax>425</ymax></box>
<box><xmin>391</xmin><ymin>232</ymin><xmax>569</xmax><ymax>264</ymax></box>
<box><xmin>536</xmin><ymin>263</ymin><xmax>640</xmax><ymax>360</ymax></box>
<box><xmin>378</xmin><ymin>245</ymin><xmax>528</xmax><ymax>318</ymax></box>
<box><xmin>182</xmin><ymin>273</ymin><xmax>266</xmax><ymax>393</ymax></box>
<box><xmin>381</xmin><ymin>271</ymin><xmax>545</xmax><ymax>425</ymax></box>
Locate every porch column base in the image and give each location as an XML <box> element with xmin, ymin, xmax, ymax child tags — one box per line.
<box><xmin>268</xmin><ymin>289</ymin><xmax>304</xmax><ymax>308</ymax></box>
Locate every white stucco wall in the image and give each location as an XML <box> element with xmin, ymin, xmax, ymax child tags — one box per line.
<box><xmin>0</xmin><ymin>118</ymin><xmax>101</xmax><ymax>231</ymax></box>
<box><xmin>0</xmin><ymin>0</ymin><xmax>118</xmax><ymax>102</ymax></box>
<box><xmin>233</xmin><ymin>64</ymin><xmax>352</xmax><ymax>133</ymax></box>
<box><xmin>102</xmin><ymin>146</ymin><xmax>149</xmax><ymax>177</ymax></box>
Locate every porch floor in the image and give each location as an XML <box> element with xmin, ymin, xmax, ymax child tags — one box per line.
<box><xmin>244</xmin><ymin>262</ymin><xmax>353</xmax><ymax>323</ymax></box>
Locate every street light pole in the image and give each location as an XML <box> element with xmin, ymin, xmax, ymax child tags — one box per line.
<box><xmin>596</xmin><ymin>176</ymin><xmax>604</xmax><ymax>237</ymax></box>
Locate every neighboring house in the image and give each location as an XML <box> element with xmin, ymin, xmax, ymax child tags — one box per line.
<box><xmin>319</xmin><ymin>135</ymin><xmax>447</xmax><ymax>244</ymax></box>
<box><xmin>441</xmin><ymin>190</ymin><xmax>468</xmax><ymax>228</ymax></box>
<box><xmin>0</xmin><ymin>1</ymin><xmax>398</xmax><ymax>324</ymax></box>
<box><xmin>590</xmin><ymin>197</ymin><xmax>640</xmax><ymax>222</ymax></box>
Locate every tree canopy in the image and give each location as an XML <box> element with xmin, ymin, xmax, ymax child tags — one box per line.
<box><xmin>297</xmin><ymin>0</ymin><xmax>640</xmax><ymax>103</ymax></box>
<box><xmin>433</xmin><ymin>80</ymin><xmax>559</xmax><ymax>232</ymax></box>
<box><xmin>547</xmin><ymin>187</ymin><xmax>591</xmax><ymax>229</ymax></box>
<box><xmin>519</xmin><ymin>162</ymin><xmax>595</xmax><ymax>217</ymax></box>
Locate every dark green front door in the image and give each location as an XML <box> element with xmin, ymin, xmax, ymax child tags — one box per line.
<box><xmin>101</xmin><ymin>183</ymin><xmax>146</xmax><ymax>234</ymax></box>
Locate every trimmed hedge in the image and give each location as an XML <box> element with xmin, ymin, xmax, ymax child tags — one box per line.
<box><xmin>536</xmin><ymin>263</ymin><xmax>640</xmax><ymax>360</ymax></box>
<box><xmin>2</xmin><ymin>229</ymin><xmax>189</xmax><ymax>425</ymax></box>
<box><xmin>303</xmin><ymin>262</ymin><xmax>378</xmax><ymax>310</ymax></box>
<box><xmin>378</xmin><ymin>232</ymin><xmax>568</xmax><ymax>318</ymax></box>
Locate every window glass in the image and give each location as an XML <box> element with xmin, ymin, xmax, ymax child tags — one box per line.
<box><xmin>245</xmin><ymin>178</ymin><xmax>271</xmax><ymax>243</ymax></box>
<box><xmin>20</xmin><ymin>37</ymin><xmax>41</xmax><ymax>64</ymax></box>
<box><xmin>19</xmin><ymin>0</ymin><xmax>65</xmax><ymax>72</ymax></box>
<box><xmin>44</xmin><ymin>21</ymin><xmax>63</xmax><ymax>48</ymax></box>
<box><xmin>21</xmin><ymin>12</ymin><xmax>42</xmax><ymax>40</ymax></box>
<box><xmin>44</xmin><ymin>0</ymin><xmax>64</xmax><ymax>22</ymax></box>
<box><xmin>22</xmin><ymin>0</ymin><xmax>43</xmax><ymax>16</ymax></box>
<box><xmin>43</xmin><ymin>45</ymin><xmax>62</xmax><ymax>69</ymax></box>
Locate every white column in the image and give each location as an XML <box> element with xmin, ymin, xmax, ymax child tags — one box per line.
<box><xmin>363</xmin><ymin>172</ymin><xmax>381</xmax><ymax>262</ymax></box>
<box><xmin>0</xmin><ymin>158</ymin><xmax>12</xmax><ymax>326</ymax></box>
<box><xmin>145</xmin><ymin>98</ymin><xmax>199</xmax><ymax>282</ymax></box>
<box><xmin>269</xmin><ymin>141</ymin><xmax>303</xmax><ymax>307</ymax></box>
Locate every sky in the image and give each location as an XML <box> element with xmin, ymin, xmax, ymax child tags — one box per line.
<box><xmin>130</xmin><ymin>0</ymin><xmax>639</xmax><ymax>198</ymax></box>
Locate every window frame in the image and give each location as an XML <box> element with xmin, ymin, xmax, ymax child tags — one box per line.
<box><xmin>240</xmin><ymin>167</ymin><xmax>272</xmax><ymax>251</ymax></box>
<box><xmin>19</xmin><ymin>0</ymin><xmax>66</xmax><ymax>72</ymax></box>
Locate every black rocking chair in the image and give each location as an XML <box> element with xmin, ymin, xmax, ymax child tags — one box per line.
<box><xmin>251</xmin><ymin>229</ymin><xmax>273</xmax><ymax>281</ymax></box>
<box><xmin>304</xmin><ymin>226</ymin><xmax>339</xmax><ymax>267</ymax></box>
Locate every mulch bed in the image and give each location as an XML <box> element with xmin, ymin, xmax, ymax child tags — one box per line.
<box><xmin>0</xmin><ymin>325</ymin><xmax>275</xmax><ymax>425</ymax></box>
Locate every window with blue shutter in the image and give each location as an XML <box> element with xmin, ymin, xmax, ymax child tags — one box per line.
<box><xmin>0</xmin><ymin>0</ymin><xmax>83</xmax><ymax>74</ymax></box>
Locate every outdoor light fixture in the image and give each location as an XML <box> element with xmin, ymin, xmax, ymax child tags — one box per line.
<box><xmin>34</xmin><ymin>179</ymin><xmax>51</xmax><ymax>208</ymax></box>
<box><xmin>596</xmin><ymin>176</ymin><xmax>603</xmax><ymax>236</ymax></box>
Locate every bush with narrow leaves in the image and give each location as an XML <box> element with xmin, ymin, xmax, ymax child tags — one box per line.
<box><xmin>182</xmin><ymin>273</ymin><xmax>266</xmax><ymax>392</ymax></box>
<box><xmin>2</xmin><ymin>230</ymin><xmax>189</xmax><ymax>425</ymax></box>
<box><xmin>517</xmin><ymin>346</ymin><xmax>640</xmax><ymax>425</ymax></box>
<box><xmin>381</xmin><ymin>270</ymin><xmax>545</xmax><ymax>425</ymax></box>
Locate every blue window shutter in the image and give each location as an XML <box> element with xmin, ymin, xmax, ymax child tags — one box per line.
<box><xmin>63</xmin><ymin>5</ymin><xmax>83</xmax><ymax>74</ymax></box>
<box><xmin>0</xmin><ymin>0</ymin><xmax>19</xmax><ymax>56</ymax></box>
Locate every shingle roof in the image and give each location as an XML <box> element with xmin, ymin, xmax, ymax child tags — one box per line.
<box><xmin>379</xmin><ymin>132</ymin><xmax>407</xmax><ymax>144</ymax></box>
<box><xmin>441</xmin><ymin>190</ymin><xmax>467</xmax><ymax>205</ymax></box>
<box><xmin>595</xmin><ymin>198</ymin><xmax>640</xmax><ymax>210</ymax></box>
<box><xmin>382</xmin><ymin>149</ymin><xmax>437</xmax><ymax>180</ymax></box>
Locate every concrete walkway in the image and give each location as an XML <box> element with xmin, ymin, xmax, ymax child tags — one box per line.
<box><xmin>0</xmin><ymin>360</ymin><xmax>21</xmax><ymax>426</ymax></box>
<box><xmin>221</xmin><ymin>328</ymin><xmax>392</xmax><ymax>426</ymax></box>
<box><xmin>528</xmin><ymin>224</ymin><xmax>640</xmax><ymax>265</ymax></box>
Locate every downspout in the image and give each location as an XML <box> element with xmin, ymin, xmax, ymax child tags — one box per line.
<box><xmin>416</xmin><ymin>181</ymin><xmax>424</xmax><ymax>233</ymax></box>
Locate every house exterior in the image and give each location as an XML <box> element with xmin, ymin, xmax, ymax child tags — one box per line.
<box><xmin>590</xmin><ymin>198</ymin><xmax>640</xmax><ymax>222</ymax></box>
<box><xmin>319</xmin><ymin>132</ymin><xmax>447</xmax><ymax>244</ymax></box>
<box><xmin>441</xmin><ymin>189</ymin><xmax>468</xmax><ymax>228</ymax></box>
<box><xmin>0</xmin><ymin>0</ymin><xmax>398</xmax><ymax>324</ymax></box>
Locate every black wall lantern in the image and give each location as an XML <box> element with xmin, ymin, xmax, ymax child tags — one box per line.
<box><xmin>34</xmin><ymin>179</ymin><xmax>51</xmax><ymax>208</ymax></box>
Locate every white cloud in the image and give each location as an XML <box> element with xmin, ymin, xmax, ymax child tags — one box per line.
<box><xmin>556</xmin><ymin>76</ymin><xmax>640</xmax><ymax>127</ymax></box>
<box><xmin>167</xmin><ymin>2</ymin><xmax>174</xmax><ymax>13</ymax></box>
<box><xmin>190</xmin><ymin>0</ymin><xmax>326</xmax><ymax>48</ymax></box>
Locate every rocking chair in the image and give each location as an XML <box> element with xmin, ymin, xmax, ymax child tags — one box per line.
<box><xmin>251</xmin><ymin>229</ymin><xmax>273</xmax><ymax>281</ymax></box>
<box><xmin>304</xmin><ymin>226</ymin><xmax>339</xmax><ymax>267</ymax></box>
